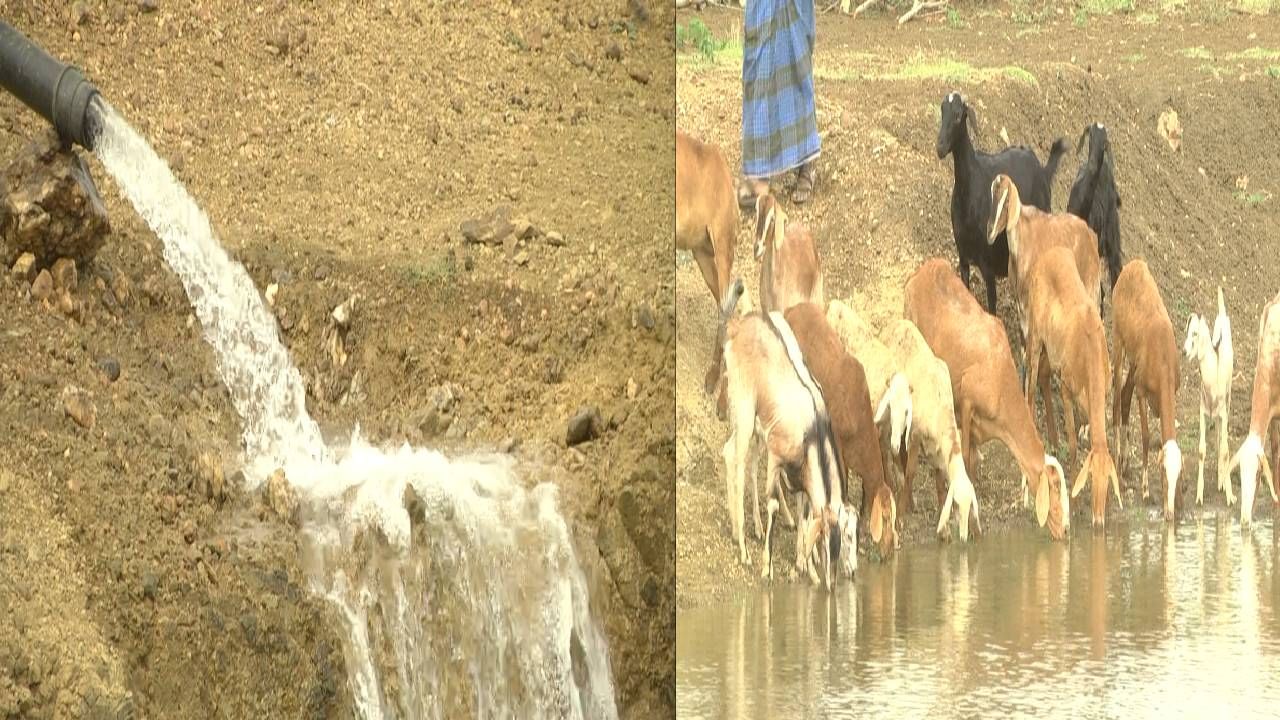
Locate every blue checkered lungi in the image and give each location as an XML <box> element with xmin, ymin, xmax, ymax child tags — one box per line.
<box><xmin>741</xmin><ymin>0</ymin><xmax>820</xmax><ymax>180</ymax></box>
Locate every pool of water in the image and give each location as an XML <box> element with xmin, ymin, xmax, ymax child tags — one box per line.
<box><xmin>678</xmin><ymin>516</ymin><xmax>1280</xmax><ymax>718</ymax></box>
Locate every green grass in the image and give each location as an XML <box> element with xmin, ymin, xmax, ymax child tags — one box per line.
<box><xmin>401</xmin><ymin>256</ymin><xmax>456</xmax><ymax>287</ymax></box>
<box><xmin>946</xmin><ymin>7</ymin><xmax>967</xmax><ymax>28</ymax></box>
<box><xmin>1082</xmin><ymin>0</ymin><xmax>1136</xmax><ymax>13</ymax></box>
<box><xmin>1180</xmin><ymin>45</ymin><xmax>1280</xmax><ymax>61</ymax></box>
<box><xmin>1235</xmin><ymin>190</ymin><xmax>1271</xmax><ymax>206</ymax></box>
<box><xmin>676</xmin><ymin>18</ymin><xmax>736</xmax><ymax>63</ymax></box>
<box><xmin>1122</xmin><ymin>52</ymin><xmax>1147</xmax><ymax>63</ymax></box>
<box><xmin>1268</xmin><ymin>65</ymin><xmax>1280</xmax><ymax>78</ymax></box>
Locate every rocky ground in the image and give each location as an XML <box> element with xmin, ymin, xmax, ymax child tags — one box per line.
<box><xmin>0</xmin><ymin>1</ymin><xmax>673</xmax><ymax>718</ymax></box>
<box><xmin>677</xmin><ymin>1</ymin><xmax>1280</xmax><ymax>609</ymax></box>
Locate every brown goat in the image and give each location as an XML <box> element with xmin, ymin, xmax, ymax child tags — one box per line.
<box><xmin>754</xmin><ymin>193</ymin><xmax>824</xmax><ymax>314</ymax></box>
<box><xmin>786</xmin><ymin>302</ymin><xmax>898</xmax><ymax>557</ymax></box>
<box><xmin>676</xmin><ymin>130</ymin><xmax>738</xmax><ymax>303</ymax></box>
<box><xmin>1111</xmin><ymin>259</ymin><xmax>1182</xmax><ymax>520</ymax></box>
<box><xmin>905</xmin><ymin>258</ymin><xmax>1069</xmax><ymax>540</ymax></box>
<box><xmin>1023</xmin><ymin>247</ymin><xmax>1119</xmax><ymax>527</ymax></box>
<box><xmin>1228</xmin><ymin>289</ymin><xmax>1280</xmax><ymax>526</ymax></box>
<box><xmin>988</xmin><ymin>173</ymin><xmax>1102</xmax><ymax>368</ymax></box>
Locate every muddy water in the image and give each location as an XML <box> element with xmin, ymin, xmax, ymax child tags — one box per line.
<box><xmin>678</xmin><ymin>517</ymin><xmax>1280</xmax><ymax>717</ymax></box>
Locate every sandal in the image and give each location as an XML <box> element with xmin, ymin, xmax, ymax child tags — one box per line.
<box><xmin>791</xmin><ymin>161</ymin><xmax>817</xmax><ymax>205</ymax></box>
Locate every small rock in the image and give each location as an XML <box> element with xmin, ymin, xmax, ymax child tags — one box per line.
<box><xmin>10</xmin><ymin>253</ymin><xmax>36</xmax><ymax>282</ymax></box>
<box><xmin>181</xmin><ymin>519</ymin><xmax>197</xmax><ymax>544</ymax></box>
<box><xmin>605</xmin><ymin>42</ymin><xmax>622</xmax><ymax>61</ymax></box>
<box><xmin>1158</xmin><ymin>109</ymin><xmax>1182</xmax><ymax>152</ymax></box>
<box><xmin>266</xmin><ymin>468</ymin><xmax>299</xmax><ymax>526</ymax></box>
<box><xmin>31</xmin><ymin>270</ymin><xmax>53</xmax><ymax>302</ymax></box>
<box><xmin>626</xmin><ymin>377</ymin><xmax>638</xmax><ymax>399</ymax></box>
<box><xmin>633</xmin><ymin>304</ymin><xmax>655</xmax><ymax>330</ymax></box>
<box><xmin>628</xmin><ymin>69</ymin><xmax>651</xmax><ymax>85</ymax></box>
<box><xmin>141</xmin><ymin>571</ymin><xmax>159</xmax><ymax>600</ymax></box>
<box><xmin>514</xmin><ymin>250</ymin><xmax>530</xmax><ymax>267</ymax></box>
<box><xmin>331</xmin><ymin>296</ymin><xmax>356</xmax><ymax>329</ymax></box>
<box><xmin>57</xmin><ymin>290</ymin><xmax>76</xmax><ymax>318</ymax></box>
<box><xmin>98</xmin><ymin>357</ymin><xmax>121</xmax><ymax>382</ymax></box>
<box><xmin>139</xmin><ymin>0</ymin><xmax>158</xmax><ymax>13</ymax></box>
<box><xmin>545</xmin><ymin>231</ymin><xmax>566</xmax><ymax>247</ymax></box>
<box><xmin>61</xmin><ymin>386</ymin><xmax>95</xmax><ymax>430</ymax></box>
<box><xmin>512</xmin><ymin>217</ymin><xmax>541</xmax><ymax>240</ymax></box>
<box><xmin>566</xmin><ymin>407</ymin><xmax>604</xmax><ymax>446</ymax></box>
<box><xmin>265</xmin><ymin>282</ymin><xmax>279</xmax><ymax>307</ymax></box>
<box><xmin>71</xmin><ymin>1</ymin><xmax>92</xmax><ymax>25</ymax></box>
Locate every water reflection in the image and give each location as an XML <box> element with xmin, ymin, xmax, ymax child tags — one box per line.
<box><xmin>678</xmin><ymin>517</ymin><xmax>1280</xmax><ymax>718</ymax></box>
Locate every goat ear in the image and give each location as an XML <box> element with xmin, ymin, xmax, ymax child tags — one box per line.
<box><xmin>869</xmin><ymin>495</ymin><xmax>884</xmax><ymax>545</ymax></box>
<box><xmin>754</xmin><ymin>197</ymin><xmax>774</xmax><ymax>259</ymax></box>
<box><xmin>1071</xmin><ymin>455</ymin><xmax>1090</xmax><ymax>499</ymax></box>
<box><xmin>1075</xmin><ymin>126</ymin><xmax>1091</xmax><ymax>156</ymax></box>
<box><xmin>1227</xmin><ymin>446</ymin><xmax>1243</xmax><ymax>476</ymax></box>
<box><xmin>1035</xmin><ymin>475</ymin><xmax>1050</xmax><ymax>527</ymax></box>
<box><xmin>989</xmin><ymin>182</ymin><xmax>1009</xmax><ymax>244</ymax></box>
<box><xmin>874</xmin><ymin>387</ymin><xmax>892</xmax><ymax>424</ymax></box>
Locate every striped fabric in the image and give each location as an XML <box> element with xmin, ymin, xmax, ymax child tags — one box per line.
<box><xmin>741</xmin><ymin>0</ymin><xmax>820</xmax><ymax>180</ymax></box>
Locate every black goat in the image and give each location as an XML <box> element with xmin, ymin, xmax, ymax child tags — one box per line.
<box><xmin>1066</xmin><ymin>122</ymin><xmax>1122</xmax><ymax>304</ymax></box>
<box><xmin>937</xmin><ymin>92</ymin><xmax>1068</xmax><ymax>313</ymax></box>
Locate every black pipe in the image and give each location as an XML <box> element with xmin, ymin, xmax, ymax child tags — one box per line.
<box><xmin>0</xmin><ymin>21</ymin><xmax>101</xmax><ymax>150</ymax></box>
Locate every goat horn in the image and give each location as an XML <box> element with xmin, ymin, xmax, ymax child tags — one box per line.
<box><xmin>1075</xmin><ymin>126</ymin><xmax>1090</xmax><ymax>156</ymax></box>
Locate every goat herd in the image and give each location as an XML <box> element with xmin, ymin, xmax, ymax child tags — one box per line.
<box><xmin>676</xmin><ymin>91</ymin><xmax>1280</xmax><ymax>590</ymax></box>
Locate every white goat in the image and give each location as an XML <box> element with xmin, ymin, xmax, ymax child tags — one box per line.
<box><xmin>1183</xmin><ymin>287</ymin><xmax>1236</xmax><ymax>506</ymax></box>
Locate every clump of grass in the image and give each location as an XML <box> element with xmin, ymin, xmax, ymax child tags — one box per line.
<box><xmin>677</xmin><ymin>18</ymin><xmax>727</xmax><ymax>61</ymax></box>
<box><xmin>1181</xmin><ymin>46</ymin><xmax>1215</xmax><ymax>60</ymax></box>
<box><xmin>1267</xmin><ymin>65</ymin><xmax>1280</xmax><ymax>78</ymax></box>
<box><xmin>869</xmin><ymin>56</ymin><xmax>1038</xmax><ymax>86</ymax></box>
<box><xmin>1083</xmin><ymin>0</ymin><xmax>1136</xmax><ymax>14</ymax></box>
<box><xmin>402</xmin><ymin>255</ymin><xmax>456</xmax><ymax>287</ymax></box>
<box><xmin>1235</xmin><ymin>190</ymin><xmax>1271</xmax><ymax>206</ymax></box>
<box><xmin>946</xmin><ymin>7</ymin><xmax>967</xmax><ymax>28</ymax></box>
<box><xmin>1123</xmin><ymin>52</ymin><xmax>1146</xmax><ymax>63</ymax></box>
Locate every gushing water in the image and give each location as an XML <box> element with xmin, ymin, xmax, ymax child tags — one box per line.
<box><xmin>91</xmin><ymin>100</ymin><xmax>618</xmax><ymax>719</ymax></box>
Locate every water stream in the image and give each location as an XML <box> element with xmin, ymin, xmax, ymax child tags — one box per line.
<box><xmin>678</xmin><ymin>516</ymin><xmax>1280</xmax><ymax>718</ymax></box>
<box><xmin>90</xmin><ymin>99</ymin><xmax>617</xmax><ymax>719</ymax></box>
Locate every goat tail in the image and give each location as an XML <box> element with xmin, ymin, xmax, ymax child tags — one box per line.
<box><xmin>705</xmin><ymin>278</ymin><xmax>746</xmax><ymax>396</ymax></box>
<box><xmin>1044</xmin><ymin>137</ymin><xmax>1069</xmax><ymax>181</ymax></box>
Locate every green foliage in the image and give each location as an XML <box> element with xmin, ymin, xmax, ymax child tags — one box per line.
<box><xmin>677</xmin><ymin>18</ymin><xmax>727</xmax><ymax>61</ymax></box>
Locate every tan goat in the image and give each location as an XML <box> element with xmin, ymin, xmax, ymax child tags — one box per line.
<box><xmin>988</xmin><ymin>173</ymin><xmax>1102</xmax><ymax>368</ymax></box>
<box><xmin>786</xmin><ymin>302</ymin><xmax>898</xmax><ymax>559</ymax></box>
<box><xmin>905</xmin><ymin>258</ymin><xmax>1069</xmax><ymax>540</ymax></box>
<box><xmin>1228</xmin><ymin>289</ymin><xmax>1280</xmax><ymax>526</ymax></box>
<box><xmin>715</xmin><ymin>281</ymin><xmax>851</xmax><ymax>586</ymax></box>
<box><xmin>754</xmin><ymin>193</ymin><xmax>824</xmax><ymax>314</ymax></box>
<box><xmin>1111</xmin><ymin>259</ymin><xmax>1182</xmax><ymax>520</ymax></box>
<box><xmin>676</xmin><ymin>130</ymin><xmax>738</xmax><ymax>303</ymax></box>
<box><xmin>823</xmin><ymin>301</ymin><xmax>914</xmax><ymax>491</ymax></box>
<box><xmin>881</xmin><ymin>318</ymin><xmax>981</xmax><ymax>541</ymax></box>
<box><xmin>1023</xmin><ymin>247</ymin><xmax>1120</xmax><ymax>527</ymax></box>
<box><xmin>1183</xmin><ymin>287</ymin><xmax>1235</xmax><ymax>506</ymax></box>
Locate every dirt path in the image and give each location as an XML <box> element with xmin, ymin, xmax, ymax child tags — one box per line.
<box><xmin>677</xmin><ymin>4</ymin><xmax>1280</xmax><ymax>609</ymax></box>
<box><xmin>1</xmin><ymin>1</ymin><xmax>673</xmax><ymax>717</ymax></box>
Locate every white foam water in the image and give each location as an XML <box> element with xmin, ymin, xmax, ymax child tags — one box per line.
<box><xmin>91</xmin><ymin>100</ymin><xmax>617</xmax><ymax>719</ymax></box>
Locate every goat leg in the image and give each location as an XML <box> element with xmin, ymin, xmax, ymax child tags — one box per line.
<box><xmin>723</xmin><ymin>422</ymin><xmax>752</xmax><ymax>566</ymax></box>
<box><xmin>1217</xmin><ymin>409</ymin><xmax>1236</xmax><ymax>505</ymax></box>
<box><xmin>762</xmin><ymin>497</ymin><xmax>778</xmax><ymax>581</ymax></box>
<box><xmin>982</xmin><ymin>266</ymin><xmax>998</xmax><ymax>314</ymax></box>
<box><xmin>1139</xmin><ymin>396</ymin><xmax>1151</xmax><ymax>501</ymax></box>
<box><xmin>1061</xmin><ymin>383</ymin><xmax>1078</xmax><ymax>468</ymax></box>
<box><xmin>751</xmin><ymin>444</ymin><xmax>766</xmax><ymax>540</ymax></box>
<box><xmin>1196</xmin><ymin>406</ymin><xmax>1207</xmax><ymax>505</ymax></box>
<box><xmin>900</xmin><ymin>438</ymin><xmax>919</xmax><ymax>515</ymax></box>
